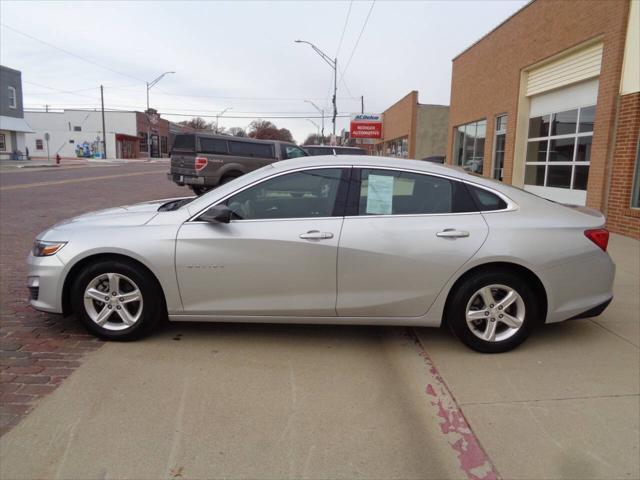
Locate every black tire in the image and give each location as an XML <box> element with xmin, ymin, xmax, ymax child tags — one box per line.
<box><xmin>71</xmin><ymin>259</ymin><xmax>165</xmax><ymax>341</ymax></box>
<box><xmin>219</xmin><ymin>173</ymin><xmax>241</xmax><ymax>185</ymax></box>
<box><xmin>189</xmin><ymin>185</ymin><xmax>210</xmax><ymax>195</ymax></box>
<box><xmin>447</xmin><ymin>269</ymin><xmax>540</xmax><ymax>353</ymax></box>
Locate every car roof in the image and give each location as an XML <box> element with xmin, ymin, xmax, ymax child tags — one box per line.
<box><xmin>272</xmin><ymin>155</ymin><xmax>471</xmax><ymax>179</ymax></box>
<box><xmin>303</xmin><ymin>145</ymin><xmax>365</xmax><ymax>150</ymax></box>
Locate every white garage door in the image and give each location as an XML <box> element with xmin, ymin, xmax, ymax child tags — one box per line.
<box><xmin>523</xmin><ymin>45</ymin><xmax>602</xmax><ymax>205</ymax></box>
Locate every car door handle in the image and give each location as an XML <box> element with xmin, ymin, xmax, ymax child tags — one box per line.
<box><xmin>436</xmin><ymin>229</ymin><xmax>470</xmax><ymax>238</ymax></box>
<box><xmin>299</xmin><ymin>230</ymin><xmax>334</xmax><ymax>240</ymax></box>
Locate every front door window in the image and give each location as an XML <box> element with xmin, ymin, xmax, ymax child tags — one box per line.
<box><xmin>225</xmin><ymin>168</ymin><xmax>347</xmax><ymax>220</ymax></box>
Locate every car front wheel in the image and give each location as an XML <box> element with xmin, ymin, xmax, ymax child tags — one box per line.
<box><xmin>71</xmin><ymin>260</ymin><xmax>164</xmax><ymax>340</ymax></box>
<box><xmin>447</xmin><ymin>270</ymin><xmax>539</xmax><ymax>353</ymax></box>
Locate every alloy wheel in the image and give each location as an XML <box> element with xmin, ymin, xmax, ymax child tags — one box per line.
<box><xmin>83</xmin><ymin>273</ymin><xmax>143</xmax><ymax>331</ymax></box>
<box><xmin>465</xmin><ymin>284</ymin><xmax>525</xmax><ymax>342</ymax></box>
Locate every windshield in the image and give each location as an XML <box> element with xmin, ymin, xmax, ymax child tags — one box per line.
<box><xmin>157</xmin><ymin>197</ymin><xmax>197</xmax><ymax>212</ymax></box>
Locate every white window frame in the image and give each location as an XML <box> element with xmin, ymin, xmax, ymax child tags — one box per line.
<box><xmin>0</xmin><ymin>133</ymin><xmax>6</xmax><ymax>151</ymax></box>
<box><xmin>453</xmin><ymin>119</ymin><xmax>487</xmax><ymax>174</ymax></box>
<box><xmin>525</xmin><ymin>104</ymin><xmax>594</xmax><ymax>191</ymax></box>
<box><xmin>492</xmin><ymin>115</ymin><xmax>507</xmax><ymax>181</ymax></box>
<box><xmin>8</xmin><ymin>86</ymin><xmax>17</xmax><ymax>109</ymax></box>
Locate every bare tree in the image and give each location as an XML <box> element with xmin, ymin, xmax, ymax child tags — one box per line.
<box><xmin>247</xmin><ymin>120</ymin><xmax>294</xmax><ymax>142</ymax></box>
<box><xmin>228</xmin><ymin>127</ymin><xmax>247</xmax><ymax>137</ymax></box>
<box><xmin>303</xmin><ymin>134</ymin><xmax>328</xmax><ymax>146</ymax></box>
<box><xmin>178</xmin><ymin>117</ymin><xmax>210</xmax><ymax>130</ymax></box>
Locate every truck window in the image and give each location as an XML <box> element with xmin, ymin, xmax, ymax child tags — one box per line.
<box><xmin>282</xmin><ymin>144</ymin><xmax>307</xmax><ymax>159</ymax></box>
<box><xmin>228</xmin><ymin>141</ymin><xmax>275</xmax><ymax>158</ymax></box>
<box><xmin>172</xmin><ymin>134</ymin><xmax>196</xmax><ymax>151</ymax></box>
<box><xmin>199</xmin><ymin>137</ymin><xmax>228</xmax><ymax>154</ymax></box>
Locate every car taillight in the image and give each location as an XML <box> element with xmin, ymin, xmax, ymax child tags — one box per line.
<box><xmin>585</xmin><ymin>228</ymin><xmax>609</xmax><ymax>252</ymax></box>
<box><xmin>195</xmin><ymin>157</ymin><xmax>208</xmax><ymax>172</ymax></box>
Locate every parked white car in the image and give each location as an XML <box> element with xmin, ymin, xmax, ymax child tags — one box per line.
<box><xmin>28</xmin><ymin>156</ymin><xmax>615</xmax><ymax>352</ymax></box>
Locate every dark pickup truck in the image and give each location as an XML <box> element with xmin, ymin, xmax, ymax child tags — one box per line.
<box><xmin>168</xmin><ymin>133</ymin><xmax>308</xmax><ymax>194</ymax></box>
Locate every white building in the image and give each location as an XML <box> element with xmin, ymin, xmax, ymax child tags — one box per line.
<box><xmin>24</xmin><ymin>109</ymin><xmax>171</xmax><ymax>160</ymax></box>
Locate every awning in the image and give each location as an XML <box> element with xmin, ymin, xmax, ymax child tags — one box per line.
<box><xmin>0</xmin><ymin>115</ymin><xmax>34</xmax><ymax>133</ymax></box>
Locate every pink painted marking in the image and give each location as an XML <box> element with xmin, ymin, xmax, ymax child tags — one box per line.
<box><xmin>407</xmin><ymin>330</ymin><xmax>500</xmax><ymax>480</ymax></box>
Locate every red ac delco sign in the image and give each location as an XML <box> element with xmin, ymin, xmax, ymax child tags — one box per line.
<box><xmin>350</xmin><ymin>113</ymin><xmax>382</xmax><ymax>139</ymax></box>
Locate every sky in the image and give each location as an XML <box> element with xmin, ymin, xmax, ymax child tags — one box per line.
<box><xmin>0</xmin><ymin>0</ymin><xmax>527</xmax><ymax>144</ymax></box>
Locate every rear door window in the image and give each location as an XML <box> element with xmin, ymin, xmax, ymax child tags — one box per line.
<box><xmin>467</xmin><ymin>185</ymin><xmax>508</xmax><ymax>211</ymax></box>
<box><xmin>228</xmin><ymin>141</ymin><xmax>275</xmax><ymax>158</ymax></box>
<box><xmin>199</xmin><ymin>137</ymin><xmax>228</xmax><ymax>154</ymax></box>
<box><xmin>354</xmin><ymin>169</ymin><xmax>477</xmax><ymax>215</ymax></box>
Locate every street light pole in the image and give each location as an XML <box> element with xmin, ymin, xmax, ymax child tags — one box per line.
<box><xmin>145</xmin><ymin>71</ymin><xmax>175</xmax><ymax>158</ymax></box>
<box><xmin>295</xmin><ymin>40</ymin><xmax>337</xmax><ymax>139</ymax></box>
<box><xmin>305</xmin><ymin>100</ymin><xmax>325</xmax><ymax>143</ymax></box>
<box><xmin>216</xmin><ymin>107</ymin><xmax>232</xmax><ymax>132</ymax></box>
<box><xmin>306</xmin><ymin>119</ymin><xmax>320</xmax><ymax>140</ymax></box>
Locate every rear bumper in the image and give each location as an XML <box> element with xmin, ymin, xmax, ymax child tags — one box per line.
<box><xmin>167</xmin><ymin>173</ymin><xmax>219</xmax><ymax>187</ymax></box>
<box><xmin>543</xmin><ymin>251</ymin><xmax>616</xmax><ymax>324</ymax></box>
<box><xmin>568</xmin><ymin>297</ymin><xmax>613</xmax><ymax>320</ymax></box>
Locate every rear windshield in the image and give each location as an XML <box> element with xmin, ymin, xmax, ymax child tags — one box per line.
<box><xmin>228</xmin><ymin>140</ymin><xmax>275</xmax><ymax>158</ymax></box>
<box><xmin>172</xmin><ymin>134</ymin><xmax>196</xmax><ymax>151</ymax></box>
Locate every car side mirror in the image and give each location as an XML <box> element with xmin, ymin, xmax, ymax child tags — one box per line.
<box><xmin>199</xmin><ymin>204</ymin><xmax>232</xmax><ymax>224</ymax></box>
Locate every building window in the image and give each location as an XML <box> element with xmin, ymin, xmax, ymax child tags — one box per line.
<box><xmin>161</xmin><ymin>135</ymin><xmax>168</xmax><ymax>154</ymax></box>
<box><xmin>453</xmin><ymin>119</ymin><xmax>486</xmax><ymax>174</ymax></box>
<box><xmin>139</xmin><ymin>132</ymin><xmax>148</xmax><ymax>152</ymax></box>
<box><xmin>492</xmin><ymin>115</ymin><xmax>507</xmax><ymax>181</ymax></box>
<box><xmin>524</xmin><ymin>105</ymin><xmax>595</xmax><ymax>191</ymax></box>
<box><xmin>0</xmin><ymin>134</ymin><xmax>6</xmax><ymax>151</ymax></box>
<box><xmin>35</xmin><ymin>139</ymin><xmax>44</xmax><ymax>150</ymax></box>
<box><xmin>8</xmin><ymin>86</ymin><xmax>16</xmax><ymax>109</ymax></box>
<box><xmin>385</xmin><ymin>136</ymin><xmax>409</xmax><ymax>158</ymax></box>
<box><xmin>632</xmin><ymin>138</ymin><xmax>640</xmax><ymax>209</ymax></box>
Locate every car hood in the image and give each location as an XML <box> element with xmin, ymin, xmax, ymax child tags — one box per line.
<box><xmin>44</xmin><ymin>199</ymin><xmax>178</xmax><ymax>234</ymax></box>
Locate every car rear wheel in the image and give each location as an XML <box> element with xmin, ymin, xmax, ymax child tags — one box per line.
<box><xmin>71</xmin><ymin>260</ymin><xmax>164</xmax><ymax>340</ymax></box>
<box><xmin>447</xmin><ymin>270</ymin><xmax>539</xmax><ymax>353</ymax></box>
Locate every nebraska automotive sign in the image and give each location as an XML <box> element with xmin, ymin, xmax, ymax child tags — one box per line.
<box><xmin>350</xmin><ymin>113</ymin><xmax>382</xmax><ymax>139</ymax></box>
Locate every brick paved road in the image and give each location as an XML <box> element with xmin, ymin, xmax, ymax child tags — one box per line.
<box><xmin>0</xmin><ymin>163</ymin><xmax>187</xmax><ymax>435</ymax></box>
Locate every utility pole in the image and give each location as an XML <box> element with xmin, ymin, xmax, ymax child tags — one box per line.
<box><xmin>45</xmin><ymin>104</ymin><xmax>49</xmax><ymax>112</ymax></box>
<box><xmin>361</xmin><ymin>96</ymin><xmax>364</xmax><ymax>114</ymax></box>
<box><xmin>100</xmin><ymin>85</ymin><xmax>107</xmax><ymax>159</ymax></box>
<box><xmin>305</xmin><ymin>100</ymin><xmax>325</xmax><ymax>143</ymax></box>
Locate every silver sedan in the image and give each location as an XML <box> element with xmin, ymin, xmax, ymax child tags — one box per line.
<box><xmin>27</xmin><ymin>156</ymin><xmax>615</xmax><ymax>352</ymax></box>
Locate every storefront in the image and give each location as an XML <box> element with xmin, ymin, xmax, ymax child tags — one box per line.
<box><xmin>447</xmin><ymin>0</ymin><xmax>639</xmax><ymax>238</ymax></box>
<box><xmin>374</xmin><ymin>91</ymin><xmax>449</xmax><ymax>160</ymax></box>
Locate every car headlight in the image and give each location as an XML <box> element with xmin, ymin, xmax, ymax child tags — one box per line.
<box><xmin>32</xmin><ymin>240</ymin><xmax>67</xmax><ymax>257</ymax></box>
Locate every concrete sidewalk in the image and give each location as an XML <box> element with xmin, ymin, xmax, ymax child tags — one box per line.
<box><xmin>416</xmin><ymin>233</ymin><xmax>640</xmax><ymax>480</ymax></box>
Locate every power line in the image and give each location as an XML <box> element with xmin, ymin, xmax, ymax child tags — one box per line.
<box><xmin>1</xmin><ymin>23</ymin><xmax>146</xmax><ymax>83</ymax></box>
<box><xmin>338</xmin><ymin>0</ymin><xmax>376</xmax><ymax>88</ymax></box>
<box><xmin>152</xmin><ymin>89</ymin><xmax>359</xmax><ymax>101</ymax></box>
<box><xmin>24</xmin><ymin>106</ymin><xmax>351</xmax><ymax>120</ymax></box>
<box><xmin>22</xmin><ymin>80</ymin><xmax>98</xmax><ymax>99</ymax></box>
<box><xmin>335</xmin><ymin>0</ymin><xmax>354</xmax><ymax>59</ymax></box>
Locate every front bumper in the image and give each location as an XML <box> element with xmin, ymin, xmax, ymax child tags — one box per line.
<box><xmin>27</xmin><ymin>253</ymin><xmax>65</xmax><ymax>313</ymax></box>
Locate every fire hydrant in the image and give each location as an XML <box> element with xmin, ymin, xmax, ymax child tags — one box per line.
<box><xmin>55</xmin><ymin>154</ymin><xmax>61</xmax><ymax>165</ymax></box>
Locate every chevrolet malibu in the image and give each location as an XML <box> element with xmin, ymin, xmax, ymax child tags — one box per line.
<box><xmin>28</xmin><ymin>156</ymin><xmax>615</xmax><ymax>353</ymax></box>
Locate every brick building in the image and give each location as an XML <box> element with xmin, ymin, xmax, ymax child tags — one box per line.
<box><xmin>447</xmin><ymin>0</ymin><xmax>639</xmax><ymax>238</ymax></box>
<box><xmin>374</xmin><ymin>91</ymin><xmax>449</xmax><ymax>159</ymax></box>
